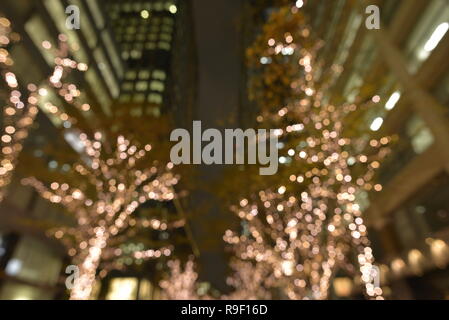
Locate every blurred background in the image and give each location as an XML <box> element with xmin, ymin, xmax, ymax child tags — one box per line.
<box><xmin>0</xmin><ymin>0</ymin><xmax>449</xmax><ymax>300</ymax></box>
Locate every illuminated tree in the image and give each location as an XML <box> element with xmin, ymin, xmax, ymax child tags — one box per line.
<box><xmin>160</xmin><ymin>258</ymin><xmax>200</xmax><ymax>300</ymax></box>
<box><xmin>22</xmin><ymin>132</ymin><xmax>178</xmax><ymax>300</ymax></box>
<box><xmin>224</xmin><ymin>5</ymin><xmax>390</xmax><ymax>300</ymax></box>
<box><xmin>15</xmin><ymin>32</ymin><xmax>183</xmax><ymax>299</ymax></box>
<box><xmin>223</xmin><ymin>259</ymin><xmax>272</xmax><ymax>300</ymax></box>
<box><xmin>0</xmin><ymin>18</ymin><xmax>88</xmax><ymax>203</ymax></box>
<box><xmin>0</xmin><ymin>17</ymin><xmax>38</xmax><ymax>202</ymax></box>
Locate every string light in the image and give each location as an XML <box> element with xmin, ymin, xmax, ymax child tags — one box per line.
<box><xmin>225</xmin><ymin>5</ymin><xmax>389</xmax><ymax>300</ymax></box>
<box><xmin>0</xmin><ymin>17</ymin><xmax>38</xmax><ymax>202</ymax></box>
<box><xmin>0</xmin><ymin>20</ymin><xmax>88</xmax><ymax>203</ymax></box>
<box><xmin>22</xmin><ymin>133</ymin><xmax>178</xmax><ymax>300</ymax></box>
<box><xmin>160</xmin><ymin>258</ymin><xmax>200</xmax><ymax>300</ymax></box>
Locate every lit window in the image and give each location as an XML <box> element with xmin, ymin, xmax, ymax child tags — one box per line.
<box><xmin>5</xmin><ymin>259</ymin><xmax>22</xmax><ymax>276</ymax></box>
<box><xmin>148</xmin><ymin>93</ymin><xmax>162</xmax><ymax>104</ymax></box>
<box><xmin>134</xmin><ymin>94</ymin><xmax>146</xmax><ymax>103</ymax></box>
<box><xmin>154</xmin><ymin>2</ymin><xmax>164</xmax><ymax>11</ymax></box>
<box><xmin>163</xmin><ymin>17</ymin><xmax>174</xmax><ymax>25</ymax></box>
<box><xmin>122</xmin><ymin>82</ymin><xmax>134</xmax><ymax>91</ymax></box>
<box><xmin>123</xmin><ymin>3</ymin><xmax>132</xmax><ymax>12</ymax></box>
<box><xmin>153</xmin><ymin>70</ymin><xmax>166</xmax><ymax>80</ymax></box>
<box><xmin>160</xmin><ymin>33</ymin><xmax>172</xmax><ymax>42</ymax></box>
<box><xmin>405</xmin><ymin>0</ymin><xmax>449</xmax><ymax>73</ymax></box>
<box><xmin>136</xmin><ymin>81</ymin><xmax>148</xmax><ymax>91</ymax></box>
<box><xmin>64</xmin><ymin>130</ymin><xmax>86</xmax><ymax>153</ymax></box>
<box><xmin>158</xmin><ymin>42</ymin><xmax>171</xmax><ymax>50</ymax></box>
<box><xmin>385</xmin><ymin>91</ymin><xmax>401</xmax><ymax>110</ymax></box>
<box><xmin>106</xmin><ymin>278</ymin><xmax>138</xmax><ymax>300</ymax></box>
<box><xmin>119</xmin><ymin>94</ymin><xmax>131</xmax><ymax>103</ymax></box>
<box><xmin>370</xmin><ymin>117</ymin><xmax>384</xmax><ymax>132</ymax></box>
<box><xmin>139</xmin><ymin>70</ymin><xmax>151</xmax><ymax>79</ymax></box>
<box><xmin>145</xmin><ymin>42</ymin><xmax>156</xmax><ymax>50</ymax></box>
<box><xmin>407</xmin><ymin>116</ymin><xmax>434</xmax><ymax>154</ymax></box>
<box><xmin>149</xmin><ymin>107</ymin><xmax>161</xmax><ymax>117</ymax></box>
<box><xmin>150</xmin><ymin>80</ymin><xmax>165</xmax><ymax>92</ymax></box>
<box><xmin>162</xmin><ymin>25</ymin><xmax>173</xmax><ymax>33</ymax></box>
<box><xmin>140</xmin><ymin>10</ymin><xmax>150</xmax><ymax>19</ymax></box>
<box><xmin>130</xmin><ymin>50</ymin><xmax>142</xmax><ymax>59</ymax></box>
<box><xmin>133</xmin><ymin>43</ymin><xmax>144</xmax><ymax>51</ymax></box>
<box><xmin>125</xmin><ymin>70</ymin><xmax>137</xmax><ymax>80</ymax></box>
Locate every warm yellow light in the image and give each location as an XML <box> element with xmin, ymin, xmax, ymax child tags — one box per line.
<box><xmin>140</xmin><ymin>10</ymin><xmax>150</xmax><ymax>19</ymax></box>
<box><xmin>333</xmin><ymin>277</ymin><xmax>353</xmax><ymax>297</ymax></box>
<box><xmin>106</xmin><ymin>278</ymin><xmax>138</xmax><ymax>300</ymax></box>
<box><xmin>169</xmin><ymin>5</ymin><xmax>177</xmax><ymax>14</ymax></box>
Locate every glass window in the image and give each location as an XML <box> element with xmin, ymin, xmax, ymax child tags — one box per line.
<box><xmin>125</xmin><ymin>70</ymin><xmax>137</xmax><ymax>80</ymax></box>
<box><xmin>406</xmin><ymin>115</ymin><xmax>435</xmax><ymax>154</ymax></box>
<box><xmin>3</xmin><ymin>236</ymin><xmax>62</xmax><ymax>285</ymax></box>
<box><xmin>106</xmin><ymin>278</ymin><xmax>138</xmax><ymax>300</ymax></box>
<box><xmin>130</xmin><ymin>50</ymin><xmax>142</xmax><ymax>59</ymax></box>
<box><xmin>148</xmin><ymin>93</ymin><xmax>162</xmax><ymax>104</ymax></box>
<box><xmin>160</xmin><ymin>33</ymin><xmax>172</xmax><ymax>42</ymax></box>
<box><xmin>0</xmin><ymin>282</ymin><xmax>54</xmax><ymax>300</ymax></box>
<box><xmin>150</xmin><ymin>80</ymin><xmax>165</xmax><ymax>92</ymax></box>
<box><xmin>119</xmin><ymin>94</ymin><xmax>131</xmax><ymax>103</ymax></box>
<box><xmin>139</xmin><ymin>70</ymin><xmax>151</xmax><ymax>79</ymax></box>
<box><xmin>136</xmin><ymin>81</ymin><xmax>148</xmax><ymax>91</ymax></box>
<box><xmin>134</xmin><ymin>93</ymin><xmax>146</xmax><ymax>103</ymax></box>
<box><xmin>145</xmin><ymin>42</ymin><xmax>156</xmax><ymax>50</ymax></box>
<box><xmin>122</xmin><ymin>82</ymin><xmax>134</xmax><ymax>91</ymax></box>
<box><xmin>130</xmin><ymin>107</ymin><xmax>143</xmax><ymax>117</ymax></box>
<box><xmin>153</xmin><ymin>70</ymin><xmax>166</xmax><ymax>81</ymax></box>
<box><xmin>158</xmin><ymin>42</ymin><xmax>171</xmax><ymax>51</ymax></box>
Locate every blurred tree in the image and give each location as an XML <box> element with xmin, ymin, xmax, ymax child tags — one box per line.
<box><xmin>22</xmin><ymin>132</ymin><xmax>178</xmax><ymax>300</ymax></box>
<box><xmin>12</xmin><ymin>34</ymin><xmax>186</xmax><ymax>299</ymax></box>
<box><xmin>159</xmin><ymin>258</ymin><xmax>200</xmax><ymax>300</ymax></box>
<box><xmin>222</xmin><ymin>4</ymin><xmax>391</xmax><ymax>300</ymax></box>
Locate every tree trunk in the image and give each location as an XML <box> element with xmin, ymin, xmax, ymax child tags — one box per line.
<box><xmin>70</xmin><ymin>230</ymin><xmax>108</xmax><ymax>300</ymax></box>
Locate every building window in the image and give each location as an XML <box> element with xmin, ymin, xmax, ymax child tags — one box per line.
<box><xmin>136</xmin><ymin>81</ymin><xmax>148</xmax><ymax>91</ymax></box>
<box><xmin>148</xmin><ymin>93</ymin><xmax>163</xmax><ymax>104</ymax></box>
<box><xmin>404</xmin><ymin>0</ymin><xmax>449</xmax><ymax>73</ymax></box>
<box><xmin>406</xmin><ymin>115</ymin><xmax>435</xmax><ymax>154</ymax></box>
<box><xmin>150</xmin><ymin>80</ymin><xmax>165</xmax><ymax>92</ymax></box>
